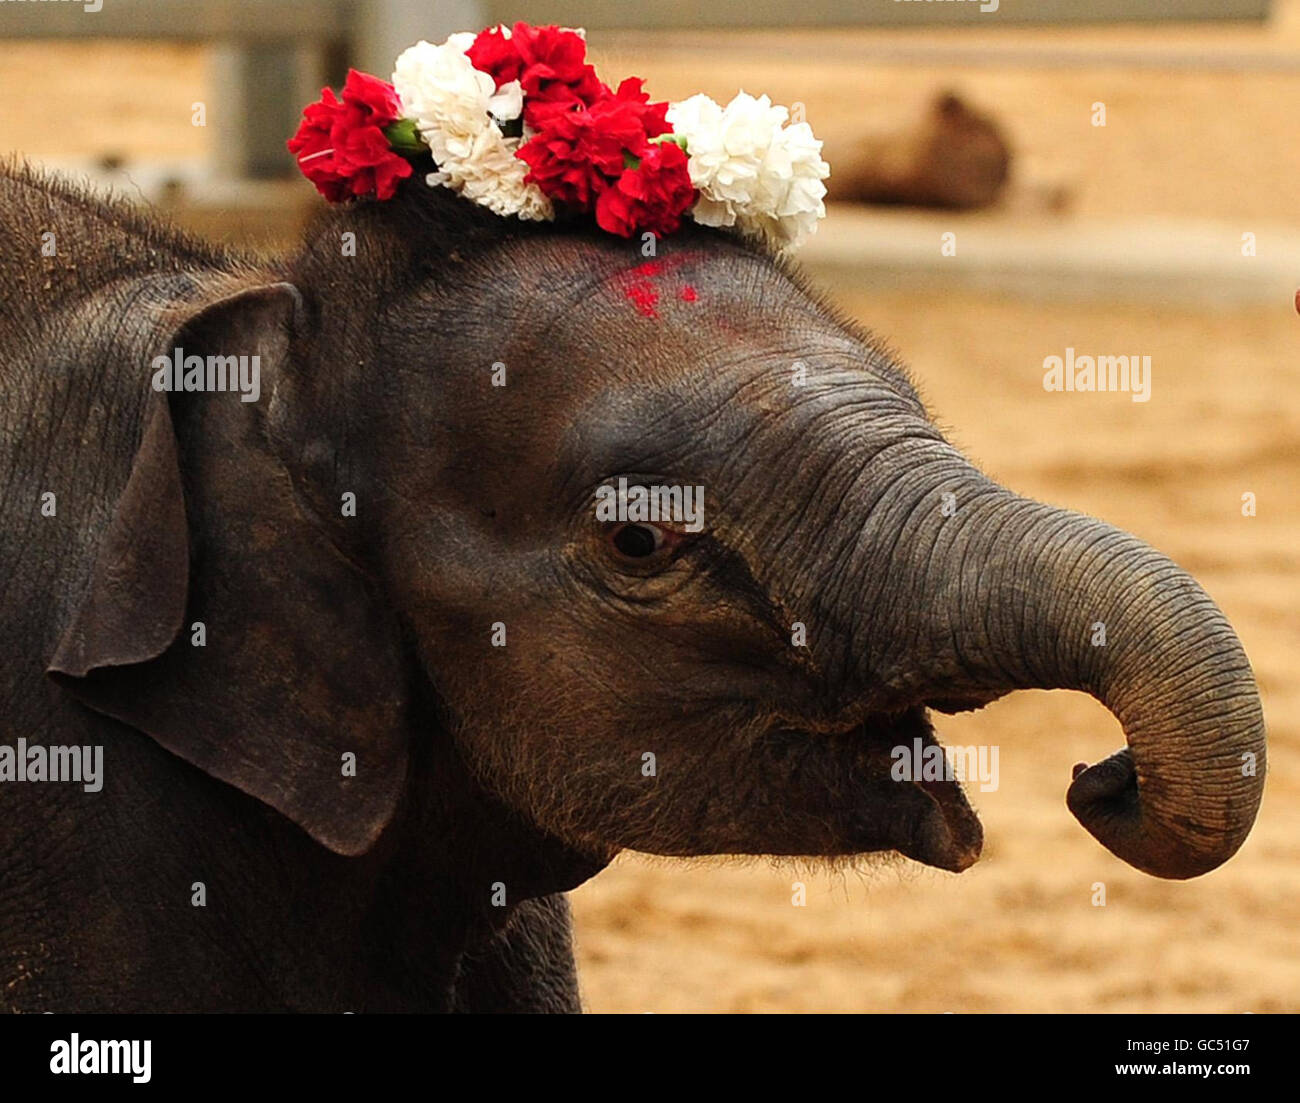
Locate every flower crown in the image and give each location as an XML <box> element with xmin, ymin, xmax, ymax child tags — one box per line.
<box><xmin>288</xmin><ymin>22</ymin><xmax>829</xmax><ymax>251</ymax></box>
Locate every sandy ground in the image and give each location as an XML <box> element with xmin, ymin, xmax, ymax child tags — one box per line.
<box><xmin>1</xmin><ymin>13</ymin><xmax>1296</xmax><ymax>1013</ymax></box>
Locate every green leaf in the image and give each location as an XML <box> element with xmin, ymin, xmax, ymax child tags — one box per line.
<box><xmin>650</xmin><ymin>133</ymin><xmax>689</xmax><ymax>152</ymax></box>
<box><xmin>383</xmin><ymin>118</ymin><xmax>426</xmax><ymax>155</ymax></box>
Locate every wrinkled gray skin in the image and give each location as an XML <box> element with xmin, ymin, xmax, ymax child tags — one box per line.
<box><xmin>0</xmin><ymin>163</ymin><xmax>1266</xmax><ymax>1011</ymax></box>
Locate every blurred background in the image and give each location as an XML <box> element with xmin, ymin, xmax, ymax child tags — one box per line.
<box><xmin>3</xmin><ymin>0</ymin><xmax>1296</xmax><ymax>1012</ymax></box>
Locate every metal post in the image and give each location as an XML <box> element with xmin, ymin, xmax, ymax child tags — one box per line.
<box><xmin>354</xmin><ymin>0</ymin><xmax>487</xmax><ymax>80</ymax></box>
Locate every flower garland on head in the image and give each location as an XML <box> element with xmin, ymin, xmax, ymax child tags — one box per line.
<box><xmin>288</xmin><ymin>22</ymin><xmax>830</xmax><ymax>250</ymax></box>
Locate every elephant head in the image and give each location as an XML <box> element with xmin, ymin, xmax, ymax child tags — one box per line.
<box><xmin>50</xmin><ymin>184</ymin><xmax>1265</xmax><ymax>886</ymax></box>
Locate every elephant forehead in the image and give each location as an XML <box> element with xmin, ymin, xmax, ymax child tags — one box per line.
<box><xmin>435</xmin><ymin>245</ymin><xmax>799</xmax><ymax>390</ymax></box>
<box><xmin>502</xmin><ymin>236</ymin><xmax>781</xmax><ymax>328</ymax></box>
<box><xmin>433</xmin><ymin>235</ymin><xmax>921</xmax><ymax>450</ymax></box>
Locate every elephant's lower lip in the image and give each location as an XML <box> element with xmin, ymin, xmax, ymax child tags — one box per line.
<box><xmin>872</xmin><ymin>706</ymin><xmax>984</xmax><ymax>873</ymax></box>
<box><xmin>897</xmin><ymin>773</ymin><xmax>984</xmax><ymax>872</ymax></box>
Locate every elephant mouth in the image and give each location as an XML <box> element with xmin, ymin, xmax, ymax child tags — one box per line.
<box><xmin>768</xmin><ymin>703</ymin><xmax>984</xmax><ymax>872</ymax></box>
<box><xmin>871</xmin><ymin>704</ymin><xmax>985</xmax><ymax>873</ymax></box>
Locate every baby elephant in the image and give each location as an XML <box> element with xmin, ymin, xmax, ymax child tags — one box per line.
<box><xmin>0</xmin><ymin>162</ymin><xmax>1264</xmax><ymax>1011</ymax></box>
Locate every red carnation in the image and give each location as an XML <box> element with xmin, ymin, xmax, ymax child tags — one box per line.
<box><xmin>518</xmin><ymin>78</ymin><xmax>676</xmax><ymax>210</ymax></box>
<box><xmin>465</xmin><ymin>23</ymin><xmax>527</xmax><ymax>83</ymax></box>
<box><xmin>468</xmin><ymin>22</ymin><xmax>606</xmax><ymax>127</ymax></box>
<box><xmin>596</xmin><ymin>141</ymin><xmax>697</xmax><ymax>238</ymax></box>
<box><xmin>516</xmin><ymin>96</ymin><xmax>646</xmax><ymax>207</ymax></box>
<box><xmin>287</xmin><ymin>70</ymin><xmax>413</xmax><ymax>202</ymax></box>
<box><xmin>604</xmin><ymin>78</ymin><xmax>671</xmax><ymax>139</ymax></box>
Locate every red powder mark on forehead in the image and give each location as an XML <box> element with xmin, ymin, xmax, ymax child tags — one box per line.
<box><xmin>624</xmin><ymin>280</ymin><xmax>660</xmax><ymax>318</ymax></box>
<box><xmin>612</xmin><ymin>253</ymin><xmax>700</xmax><ymax>319</ymax></box>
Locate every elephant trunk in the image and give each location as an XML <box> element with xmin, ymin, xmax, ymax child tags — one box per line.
<box><xmin>869</xmin><ymin>484</ymin><xmax>1266</xmax><ymax>879</ymax></box>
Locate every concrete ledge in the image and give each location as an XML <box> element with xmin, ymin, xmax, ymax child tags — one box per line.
<box><xmin>800</xmin><ymin>205</ymin><xmax>1300</xmax><ymax>306</ymax></box>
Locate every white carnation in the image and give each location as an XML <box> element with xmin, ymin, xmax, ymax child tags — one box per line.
<box><xmin>667</xmin><ymin>91</ymin><xmax>829</xmax><ymax>250</ymax></box>
<box><xmin>428</xmin><ymin>129</ymin><xmax>553</xmax><ymax>221</ymax></box>
<box><xmin>393</xmin><ymin>35</ymin><xmax>552</xmax><ymax>221</ymax></box>
<box><xmin>393</xmin><ymin>37</ymin><xmax>496</xmax><ymax>161</ymax></box>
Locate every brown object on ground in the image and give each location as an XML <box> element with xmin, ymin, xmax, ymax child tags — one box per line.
<box><xmin>825</xmin><ymin>91</ymin><xmax>1011</xmax><ymax>209</ymax></box>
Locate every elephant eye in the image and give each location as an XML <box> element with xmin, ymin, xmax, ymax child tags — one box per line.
<box><xmin>608</xmin><ymin>522</ymin><xmax>676</xmax><ymax>560</ymax></box>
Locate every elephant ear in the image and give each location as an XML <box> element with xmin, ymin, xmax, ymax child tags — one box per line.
<box><xmin>48</xmin><ymin>281</ymin><xmax>410</xmax><ymax>857</ymax></box>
